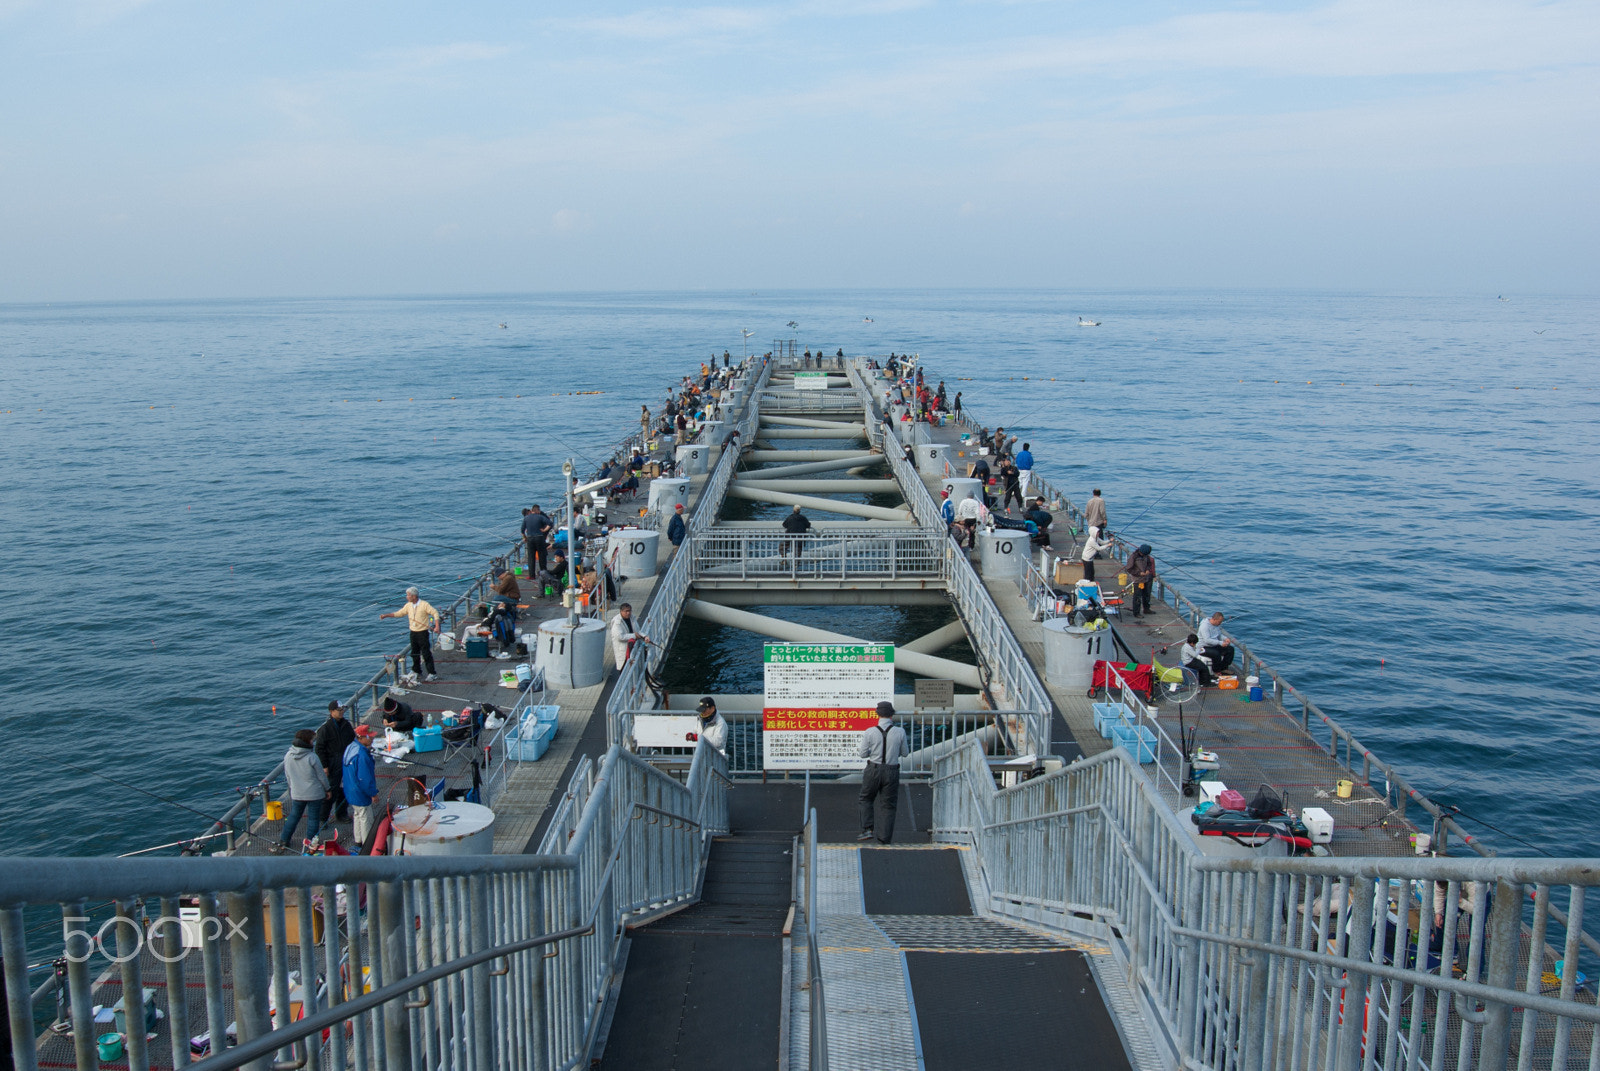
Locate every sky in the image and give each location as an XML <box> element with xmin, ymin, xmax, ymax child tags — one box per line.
<box><xmin>1</xmin><ymin>0</ymin><xmax>1596</xmax><ymax>300</ymax></box>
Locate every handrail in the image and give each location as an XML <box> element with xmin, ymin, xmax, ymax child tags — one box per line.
<box><xmin>1</xmin><ymin>741</ymin><xmax>731</xmax><ymax>1071</ymax></box>
<box><xmin>933</xmin><ymin>737</ymin><xmax>1600</xmax><ymax>1071</ymax></box>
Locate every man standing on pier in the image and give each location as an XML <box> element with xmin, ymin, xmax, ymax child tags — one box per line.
<box><xmin>314</xmin><ymin>700</ymin><xmax>357</xmax><ymax>822</ymax></box>
<box><xmin>1126</xmin><ymin>544</ymin><xmax>1156</xmax><ymax>619</ymax></box>
<box><xmin>782</xmin><ymin>503</ymin><xmax>811</xmax><ymax>561</ymax></box>
<box><xmin>609</xmin><ymin>603</ymin><xmax>651</xmax><ymax>671</ymax></box>
<box><xmin>380</xmin><ymin>587</ymin><xmax>439</xmax><ymax>682</ymax></box>
<box><xmin>1084</xmin><ymin>489</ymin><xmax>1108</xmax><ymax>531</ymax></box>
<box><xmin>858</xmin><ymin>702</ymin><xmax>908</xmax><ymax>844</ymax></box>
<box><xmin>1015</xmin><ymin>442</ymin><xmax>1034</xmax><ymax>496</ymax></box>
<box><xmin>523</xmin><ymin>504</ymin><xmax>553</xmax><ymax>574</ymax></box>
<box><xmin>666</xmin><ymin>503</ymin><xmax>687</xmax><ymax>549</ymax></box>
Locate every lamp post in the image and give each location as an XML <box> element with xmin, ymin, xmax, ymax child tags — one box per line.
<box><xmin>563</xmin><ymin>459</ymin><xmax>578</xmax><ymax>628</ymax></box>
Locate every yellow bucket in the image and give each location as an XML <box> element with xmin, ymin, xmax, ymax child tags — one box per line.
<box><xmin>1335</xmin><ymin>780</ymin><xmax>1353</xmax><ymax>799</ymax></box>
<box><xmin>264</xmin><ymin>800</ymin><xmax>284</xmax><ymax>821</ymax></box>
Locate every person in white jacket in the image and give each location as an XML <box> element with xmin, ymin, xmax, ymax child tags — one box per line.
<box><xmin>691</xmin><ymin>697</ymin><xmax>727</xmax><ymax>755</ymax></box>
<box><xmin>1080</xmin><ymin>525</ymin><xmax>1114</xmax><ymax>581</ymax></box>
<box><xmin>608</xmin><ymin>603</ymin><xmax>650</xmax><ymax>671</ymax></box>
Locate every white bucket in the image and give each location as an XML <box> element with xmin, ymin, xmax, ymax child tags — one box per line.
<box><xmin>438</xmin><ymin>631</ymin><xmax>457</xmax><ymax>651</ymax></box>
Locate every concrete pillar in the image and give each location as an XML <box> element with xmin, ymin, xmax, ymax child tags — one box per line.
<box><xmin>916</xmin><ymin>442</ymin><xmax>952</xmax><ymax>478</ymax></box>
<box><xmin>978</xmin><ymin>529</ymin><xmax>1027</xmax><ymax>578</ymax></box>
<box><xmin>676</xmin><ymin>443</ymin><xmax>708</xmax><ymax>475</ymax></box>
<box><xmin>943</xmin><ymin>477</ymin><xmax>982</xmax><ymax>506</ymax></box>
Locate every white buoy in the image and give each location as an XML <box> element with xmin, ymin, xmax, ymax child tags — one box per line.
<box><xmin>608</xmin><ymin>528</ymin><xmax>660</xmax><ymax>577</ymax></box>
<box><xmin>943</xmin><ymin>477</ymin><xmax>982</xmax><ymax>506</ymax></box>
<box><xmin>391</xmin><ymin>802</ymin><xmax>495</xmax><ymax>856</ymax></box>
<box><xmin>1043</xmin><ymin>619</ymin><xmax>1114</xmax><ymax>688</ymax></box>
<box><xmin>537</xmin><ymin>617</ymin><xmax>607</xmax><ymax>688</ymax></box>
<box><xmin>917</xmin><ymin>442</ymin><xmax>952</xmax><ymax>478</ymax></box>
<box><xmin>977</xmin><ymin>529</ymin><xmax>1026</xmax><ymax>578</ymax></box>
<box><xmin>676</xmin><ymin>443</ymin><xmax>708</xmax><ymax>475</ymax></box>
<box><xmin>648</xmin><ymin>477</ymin><xmax>691</xmax><ymax>515</ymax></box>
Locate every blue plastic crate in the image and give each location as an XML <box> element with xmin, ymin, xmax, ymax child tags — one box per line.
<box><xmin>1092</xmin><ymin>702</ymin><xmax>1127</xmax><ymax>739</ymax></box>
<box><xmin>506</xmin><ymin>719</ymin><xmax>555</xmax><ymax>762</ymax></box>
<box><xmin>1111</xmin><ymin>724</ymin><xmax>1157</xmax><ymax>764</ymax></box>
<box><xmin>530</xmin><ymin>705</ymin><xmax>560</xmax><ymax>726</ymax></box>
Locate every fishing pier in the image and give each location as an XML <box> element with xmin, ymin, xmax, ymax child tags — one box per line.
<box><xmin>4</xmin><ymin>352</ymin><xmax>1600</xmax><ymax>1071</ymax></box>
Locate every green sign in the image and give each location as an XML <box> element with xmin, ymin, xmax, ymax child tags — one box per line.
<box><xmin>763</xmin><ymin>644</ymin><xmax>893</xmax><ymax>664</ymax></box>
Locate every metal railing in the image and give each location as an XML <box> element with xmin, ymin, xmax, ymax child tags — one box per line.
<box><xmin>800</xmin><ymin>808</ymin><xmax>829</xmax><ymax>1071</ymax></box>
<box><xmin>933</xmin><ymin>738</ymin><xmax>1600</xmax><ymax>1071</ymax></box>
<box><xmin>1</xmin><ymin>741</ymin><xmax>729</xmax><ymax>1071</ymax></box>
<box><xmin>687</xmin><ymin>528</ymin><xmax>947</xmax><ymax>582</ymax></box>
<box><xmin>606</xmin><ymin>358</ymin><xmax>771</xmax><ymax>750</ymax></box>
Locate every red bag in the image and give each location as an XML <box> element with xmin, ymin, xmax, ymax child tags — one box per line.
<box><xmin>1091</xmin><ymin>660</ymin><xmax>1154</xmax><ymax>701</ymax></box>
<box><xmin>1218</xmin><ymin>789</ymin><xmax>1248</xmax><ymax>811</ymax></box>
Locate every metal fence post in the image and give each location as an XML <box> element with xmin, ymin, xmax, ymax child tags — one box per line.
<box><xmin>377</xmin><ymin>880</ymin><xmax>414</xmax><ymax>1070</ymax></box>
<box><xmin>225</xmin><ymin>890</ymin><xmax>273</xmax><ymax>1071</ymax></box>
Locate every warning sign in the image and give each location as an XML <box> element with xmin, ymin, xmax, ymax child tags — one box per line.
<box><xmin>763</xmin><ymin>643</ymin><xmax>894</xmax><ymax>770</ymax></box>
<box><xmin>793</xmin><ymin>372</ymin><xmax>830</xmax><ymax>390</ymax></box>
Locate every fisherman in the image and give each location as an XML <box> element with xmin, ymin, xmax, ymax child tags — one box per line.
<box><xmin>857</xmin><ymin>702</ymin><xmax>908</xmax><ymax>843</ymax></box>
<box><xmin>1179</xmin><ymin>633</ymin><xmax>1215</xmax><ymax>686</ymax></box>
<box><xmin>1125</xmin><ymin>544</ymin><xmax>1156</xmax><ymax>619</ymax></box>
<box><xmin>640</xmin><ymin>403</ymin><xmax>651</xmax><ymax>437</ymax></box>
<box><xmin>999</xmin><ymin>457</ymin><xmax>1023</xmax><ymax>512</ymax></box>
<box><xmin>379</xmin><ymin>586</ymin><xmax>439</xmax><ymax>682</ymax></box>
<box><xmin>342</xmin><ymin>726</ymin><xmax>380</xmax><ymax>847</ymax></box>
<box><xmin>1084</xmin><ymin>488</ymin><xmax>1108</xmax><ymax>531</ymax></box>
<box><xmin>952</xmin><ymin>391</ymin><xmax>961</xmax><ymax>417</ymax></box>
<box><xmin>491</xmin><ymin>564</ymin><xmax>520</xmax><ymax>613</ymax></box>
<box><xmin>690</xmin><ymin>696</ymin><xmax>727</xmax><ymax>755</ymax></box>
<box><xmin>1080</xmin><ymin>525</ymin><xmax>1113</xmax><ymax>582</ymax></box>
<box><xmin>313</xmin><ymin>700</ymin><xmax>357</xmax><ymax>823</ymax></box>
<box><xmin>781</xmin><ymin>503</ymin><xmax>811</xmax><ymax>560</ymax></box>
<box><xmin>1015</xmin><ymin>442</ymin><xmax>1034</xmax><ymax>496</ymax></box>
<box><xmin>278</xmin><ymin>729</ymin><xmax>329</xmax><ymax>853</ymax></box>
<box><xmin>381</xmin><ymin>695</ymin><xmax>426</xmax><ymax>734</ymax></box>
<box><xmin>1023</xmin><ymin>496</ymin><xmax>1054</xmax><ymax>549</ymax></box>
<box><xmin>538</xmin><ymin>552</ymin><xmax>569</xmax><ymax>597</ymax></box>
<box><xmin>609</xmin><ymin>603</ymin><xmax>650</xmax><ymax>671</ymax></box>
<box><xmin>953</xmin><ymin>492</ymin><xmax>986</xmax><ymax>548</ymax></box>
<box><xmin>970</xmin><ymin>454</ymin><xmax>993</xmax><ymax>505</ymax></box>
<box><xmin>522</xmin><ymin>504</ymin><xmax>554</xmax><ymax>574</ymax></box>
<box><xmin>940</xmin><ymin>488</ymin><xmax>957</xmax><ymax>536</ymax></box>
<box><xmin>666</xmin><ymin>502</ymin><xmax>687</xmax><ymax>547</ymax></box>
<box><xmin>1198</xmin><ymin>612</ymin><xmax>1236</xmax><ymax>674</ymax></box>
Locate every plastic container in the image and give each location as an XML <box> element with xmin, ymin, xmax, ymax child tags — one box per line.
<box><xmin>1091</xmin><ymin>702</ymin><xmax>1125</xmax><ymax>739</ymax></box>
<box><xmin>114</xmin><ymin>988</ymin><xmax>157</xmax><ymax>1034</ymax></box>
<box><xmin>1335</xmin><ymin>779</ymin><xmax>1353</xmax><ymax>799</ymax></box>
<box><xmin>1111</xmin><ymin>724</ymin><xmax>1157</xmax><ymax>764</ymax></box>
<box><xmin>1217</xmin><ymin>788</ymin><xmax>1248</xmax><ymax>811</ymax></box>
<box><xmin>264</xmin><ymin>799</ymin><xmax>284</xmax><ymax>821</ymax></box>
<box><xmin>506</xmin><ymin>719</ymin><xmax>555</xmax><ymax>761</ymax></box>
<box><xmin>98</xmin><ymin>1034</ymin><xmax>123</xmax><ymax>1061</ymax></box>
<box><xmin>412</xmin><ymin>726</ymin><xmax>444</xmax><ymax>753</ymax></box>
<box><xmin>1246</xmin><ymin>675</ymin><xmax>1261</xmax><ymax>701</ymax></box>
<box><xmin>1301</xmin><ymin>806</ymin><xmax>1334</xmax><ymax>844</ymax></box>
<box><xmin>438</xmin><ymin>631</ymin><xmax>456</xmax><ymax>651</ymax></box>
<box><xmin>1216</xmin><ymin>675</ymin><xmax>1240</xmax><ymax>690</ymax></box>
<box><xmin>465</xmin><ymin>637</ymin><xmax>490</xmax><ymax>659</ymax></box>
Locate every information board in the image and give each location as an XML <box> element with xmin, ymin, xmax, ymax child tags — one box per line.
<box><xmin>793</xmin><ymin>372</ymin><xmax>830</xmax><ymax>390</ymax></box>
<box><xmin>763</xmin><ymin>643</ymin><xmax>894</xmax><ymax>770</ymax></box>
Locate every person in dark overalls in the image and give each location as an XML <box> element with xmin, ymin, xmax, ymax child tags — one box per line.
<box><xmin>857</xmin><ymin>702</ymin><xmax>909</xmax><ymax>844</ymax></box>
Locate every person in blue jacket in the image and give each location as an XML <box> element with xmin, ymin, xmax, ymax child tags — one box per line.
<box><xmin>343</xmin><ymin>727</ymin><xmax>380</xmax><ymax>849</ymax></box>
<box><xmin>1015</xmin><ymin>442</ymin><xmax>1034</xmax><ymax>496</ymax></box>
<box><xmin>666</xmin><ymin>503</ymin><xmax>687</xmax><ymax>547</ymax></box>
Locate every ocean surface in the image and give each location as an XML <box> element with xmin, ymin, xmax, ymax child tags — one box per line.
<box><xmin>2</xmin><ymin>290</ymin><xmax>1597</xmax><ymax>861</ymax></box>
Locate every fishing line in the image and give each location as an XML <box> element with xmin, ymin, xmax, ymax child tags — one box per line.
<box><xmin>387</xmin><ymin>537</ymin><xmax>507</xmax><ymax>559</ymax></box>
<box><xmin>1116</xmin><ymin>477</ymin><xmax>1187</xmax><ymax>534</ymax></box>
<box><xmin>402</xmin><ymin>504</ymin><xmax>521</xmax><ymax>544</ymax></box>
<box><xmin>54</xmin><ymin>757</ymin><xmax>275</xmax><ymax>849</ymax></box>
<box><xmin>1443</xmin><ymin>805</ymin><xmax>1553</xmax><ymax>858</ymax></box>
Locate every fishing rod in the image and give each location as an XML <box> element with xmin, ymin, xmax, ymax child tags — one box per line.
<box><xmin>1115</xmin><ymin>476</ymin><xmax>1186</xmax><ymax>534</ymax></box>
<box><xmin>55</xmin><ymin>757</ymin><xmax>277</xmax><ymax>851</ymax></box>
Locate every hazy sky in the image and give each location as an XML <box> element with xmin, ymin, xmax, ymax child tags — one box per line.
<box><xmin>2</xmin><ymin>0</ymin><xmax>1596</xmax><ymax>300</ymax></box>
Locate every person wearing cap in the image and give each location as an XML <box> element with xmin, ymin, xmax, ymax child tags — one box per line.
<box><xmin>609</xmin><ymin>603</ymin><xmax>651</xmax><ymax>671</ymax></box>
<box><xmin>342</xmin><ymin>726</ymin><xmax>380</xmax><ymax>848</ymax></box>
<box><xmin>666</xmin><ymin>502</ymin><xmax>687</xmax><ymax>548</ymax></box>
<box><xmin>279</xmin><ymin>729</ymin><xmax>330</xmax><ymax>852</ymax></box>
<box><xmin>1125</xmin><ymin>544</ymin><xmax>1156</xmax><ymax>619</ymax></box>
<box><xmin>1023</xmin><ymin>496</ymin><xmax>1054</xmax><ymax>550</ymax></box>
<box><xmin>939</xmin><ymin>488</ymin><xmax>956</xmax><ymax>531</ymax></box>
<box><xmin>379</xmin><ymin>587</ymin><xmax>439</xmax><ymax>682</ymax></box>
<box><xmin>691</xmin><ymin>697</ymin><xmax>727</xmax><ymax>756</ymax></box>
<box><xmin>313</xmin><ymin>700</ymin><xmax>357</xmax><ymax>822</ymax></box>
<box><xmin>381</xmin><ymin>695</ymin><xmax>425</xmax><ymax>734</ymax></box>
<box><xmin>857</xmin><ymin>702</ymin><xmax>908</xmax><ymax>843</ymax></box>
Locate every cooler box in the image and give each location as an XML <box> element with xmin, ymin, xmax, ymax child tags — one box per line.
<box><xmin>506</xmin><ymin>719</ymin><xmax>555</xmax><ymax>761</ymax></box>
<box><xmin>114</xmin><ymin>988</ymin><xmax>158</xmax><ymax>1035</ymax></box>
<box><xmin>1111</xmin><ymin>724</ymin><xmax>1157</xmax><ymax>764</ymax></box>
<box><xmin>1301</xmin><ymin>806</ymin><xmax>1334</xmax><ymax>844</ymax></box>
<box><xmin>465</xmin><ymin>636</ymin><xmax>490</xmax><ymax>659</ymax></box>
<box><xmin>412</xmin><ymin>726</ymin><xmax>444</xmax><ymax>753</ymax></box>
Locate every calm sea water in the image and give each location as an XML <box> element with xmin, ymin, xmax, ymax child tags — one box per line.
<box><xmin>2</xmin><ymin>290</ymin><xmax>1597</xmax><ymax>859</ymax></box>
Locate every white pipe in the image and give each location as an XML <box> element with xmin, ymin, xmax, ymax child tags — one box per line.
<box><xmin>735</xmin><ymin>454</ymin><xmax>883</xmax><ymax>479</ymax></box>
<box><xmin>724</xmin><ymin>485</ymin><xmax>911</xmax><ymax>523</ymax></box>
<box><xmin>756</xmin><ymin>427</ymin><xmax>866</xmax><ymax>439</ymax></box>
<box><xmin>743</xmin><ymin>449</ymin><xmax>868</xmax><ymax>462</ymax></box>
<box><xmin>758</xmin><ymin>416</ymin><xmax>866</xmax><ymax>431</ymax></box>
<box><xmin>900</xmin><ymin>620</ymin><xmax>969</xmax><ymax>656</ymax></box>
<box><xmin>681</xmin><ymin>599</ymin><xmax>983</xmax><ymax>688</ymax></box>
<box><xmin>732</xmin><ymin>479</ymin><xmax>900</xmax><ymax>494</ymax></box>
